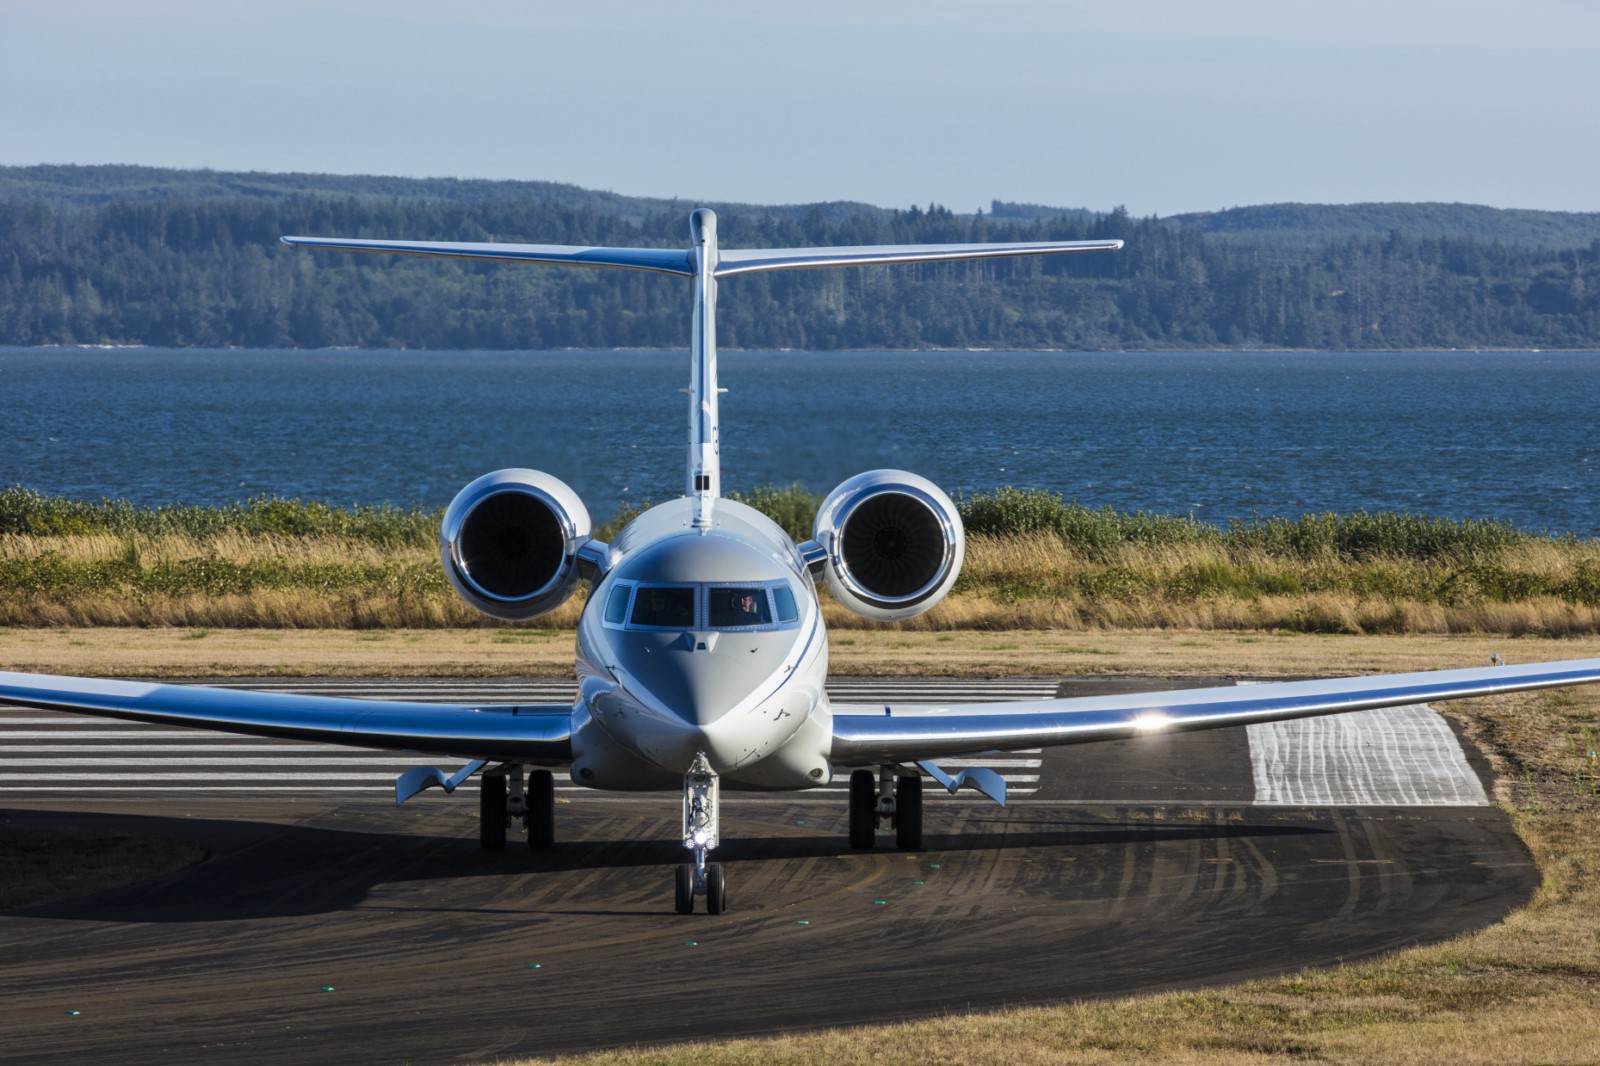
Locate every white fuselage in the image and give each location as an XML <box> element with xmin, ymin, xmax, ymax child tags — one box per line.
<box><xmin>569</xmin><ymin>497</ymin><xmax>834</xmax><ymax>791</ymax></box>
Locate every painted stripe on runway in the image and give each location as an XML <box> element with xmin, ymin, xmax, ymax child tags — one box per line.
<box><xmin>4</xmin><ymin>679</ymin><xmax>1494</xmax><ymax>805</ymax></box>
<box><xmin>1247</xmin><ymin>704</ymin><xmax>1489</xmax><ymax>806</ymax></box>
<box><xmin>1</xmin><ymin>678</ymin><xmax>1057</xmax><ymax>796</ymax></box>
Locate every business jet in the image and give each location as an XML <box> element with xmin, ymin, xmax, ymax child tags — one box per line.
<box><xmin>3</xmin><ymin>209</ymin><xmax>1598</xmax><ymax>915</ymax></box>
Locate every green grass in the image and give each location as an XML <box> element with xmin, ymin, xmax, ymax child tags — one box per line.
<box><xmin>959</xmin><ymin>486</ymin><xmax>1548</xmax><ymax>563</ymax></box>
<box><xmin>2</xmin><ymin>483</ymin><xmax>1564</xmax><ymax>565</ymax></box>
<box><xmin>0</xmin><ymin>486</ymin><xmax>438</xmax><ymax>546</ymax></box>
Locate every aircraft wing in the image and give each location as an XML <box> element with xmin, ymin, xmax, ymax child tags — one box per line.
<box><xmin>0</xmin><ymin>670</ymin><xmax>572</xmax><ymax>762</ymax></box>
<box><xmin>828</xmin><ymin>658</ymin><xmax>1600</xmax><ymax>764</ymax></box>
<box><xmin>714</xmin><ymin>239</ymin><xmax>1123</xmax><ymax>277</ymax></box>
<box><xmin>279</xmin><ymin>236</ymin><xmax>694</xmax><ymax>276</ymax></box>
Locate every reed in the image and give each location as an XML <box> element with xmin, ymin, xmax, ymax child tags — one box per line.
<box><xmin>3</xmin><ymin>488</ymin><xmax>1597</xmax><ymax>634</ymax></box>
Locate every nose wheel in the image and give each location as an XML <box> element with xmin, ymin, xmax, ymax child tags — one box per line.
<box><xmin>676</xmin><ymin>859</ymin><xmax>726</xmax><ymax>915</ymax></box>
<box><xmin>675</xmin><ymin>752</ymin><xmax>727</xmax><ymax>914</ymax></box>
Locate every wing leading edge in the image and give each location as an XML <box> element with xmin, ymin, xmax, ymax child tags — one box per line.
<box><xmin>829</xmin><ymin>658</ymin><xmax>1600</xmax><ymax>764</ymax></box>
<box><xmin>0</xmin><ymin>670</ymin><xmax>572</xmax><ymax>762</ymax></box>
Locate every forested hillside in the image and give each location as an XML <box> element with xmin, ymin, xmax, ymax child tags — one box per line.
<box><xmin>2</xmin><ymin>165</ymin><xmax>1597</xmax><ymax>350</ymax></box>
<box><xmin>1161</xmin><ymin>202</ymin><xmax>1600</xmax><ymax>248</ymax></box>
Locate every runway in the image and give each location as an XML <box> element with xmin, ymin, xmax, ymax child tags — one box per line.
<box><xmin>0</xmin><ymin>677</ymin><xmax>1534</xmax><ymax>1065</ymax></box>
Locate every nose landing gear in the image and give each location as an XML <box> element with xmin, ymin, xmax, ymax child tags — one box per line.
<box><xmin>676</xmin><ymin>752</ymin><xmax>726</xmax><ymax>914</ymax></box>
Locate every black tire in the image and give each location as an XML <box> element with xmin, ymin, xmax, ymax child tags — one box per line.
<box><xmin>526</xmin><ymin>769</ymin><xmax>555</xmax><ymax>850</ymax></box>
<box><xmin>479</xmin><ymin>773</ymin><xmax>507</xmax><ymax>850</ymax></box>
<box><xmin>848</xmin><ymin>769</ymin><xmax>876</xmax><ymax>849</ymax></box>
<box><xmin>706</xmin><ymin>863</ymin><xmax>727</xmax><ymax>915</ymax></box>
<box><xmin>895</xmin><ymin>774</ymin><xmax>924</xmax><ymax>851</ymax></box>
<box><xmin>675</xmin><ymin>863</ymin><xmax>696</xmax><ymax>915</ymax></box>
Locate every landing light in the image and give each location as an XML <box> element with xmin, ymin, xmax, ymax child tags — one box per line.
<box><xmin>1133</xmin><ymin>712</ymin><xmax>1172</xmax><ymax>734</ymax></box>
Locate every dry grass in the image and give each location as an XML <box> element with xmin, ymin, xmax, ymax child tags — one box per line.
<box><xmin>889</xmin><ymin>532</ymin><xmax>1600</xmax><ymax>636</ymax></box>
<box><xmin>5</xmin><ymin>529</ymin><xmax>1600</xmax><ymax>634</ymax></box>
<box><xmin>0</xmin><ymin>531</ymin><xmax>405</xmax><ymax>566</ymax></box>
<box><xmin>0</xmin><ymin>530</ymin><xmax>589</xmax><ymax>628</ymax></box>
<box><xmin>8</xmin><ymin>627</ymin><xmax>1600</xmax><ymax>679</ymax></box>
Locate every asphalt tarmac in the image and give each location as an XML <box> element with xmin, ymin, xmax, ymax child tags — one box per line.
<box><xmin>0</xmin><ymin>678</ymin><xmax>1536</xmax><ymax>1065</ymax></box>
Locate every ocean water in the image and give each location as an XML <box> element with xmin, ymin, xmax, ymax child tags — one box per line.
<box><xmin>1</xmin><ymin>348</ymin><xmax>1596</xmax><ymax>535</ymax></box>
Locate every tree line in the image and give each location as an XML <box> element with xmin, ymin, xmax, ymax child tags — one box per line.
<box><xmin>2</xmin><ymin>182</ymin><xmax>1597</xmax><ymax>350</ymax></box>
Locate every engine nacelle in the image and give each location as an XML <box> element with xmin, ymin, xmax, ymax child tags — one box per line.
<box><xmin>805</xmin><ymin>470</ymin><xmax>965</xmax><ymax>622</ymax></box>
<box><xmin>440</xmin><ymin>469</ymin><xmax>592</xmax><ymax>621</ymax></box>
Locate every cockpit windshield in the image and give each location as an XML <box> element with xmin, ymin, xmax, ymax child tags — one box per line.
<box><xmin>604</xmin><ymin>581</ymin><xmax>802</xmax><ymax>632</ymax></box>
<box><xmin>630</xmin><ymin>586</ymin><xmax>696</xmax><ymax>628</ymax></box>
<box><xmin>709</xmin><ymin>587</ymin><xmax>773</xmax><ymax>627</ymax></box>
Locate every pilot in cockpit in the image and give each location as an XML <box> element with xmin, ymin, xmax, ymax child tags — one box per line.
<box><xmin>714</xmin><ymin>588</ymin><xmax>770</xmax><ymax>627</ymax></box>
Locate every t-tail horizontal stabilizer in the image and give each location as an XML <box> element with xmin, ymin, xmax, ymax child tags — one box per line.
<box><xmin>280</xmin><ymin>232</ymin><xmax>1124</xmax><ymax>277</ymax></box>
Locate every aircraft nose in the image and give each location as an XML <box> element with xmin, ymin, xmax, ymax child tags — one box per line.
<box><xmin>617</xmin><ymin>630</ymin><xmax>787</xmax><ymax>729</ymax></box>
<box><xmin>683</xmin><ymin>720</ymin><xmax>745</xmax><ymax>771</ymax></box>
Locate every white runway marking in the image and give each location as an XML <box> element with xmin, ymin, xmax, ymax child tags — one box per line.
<box><xmin>1247</xmin><ymin>704</ymin><xmax>1489</xmax><ymax>806</ymax></box>
<box><xmin>2</xmin><ymin>679</ymin><xmax>1495</xmax><ymax>805</ymax></box>
<box><xmin>0</xmin><ymin>678</ymin><xmax>1055</xmax><ymax>796</ymax></box>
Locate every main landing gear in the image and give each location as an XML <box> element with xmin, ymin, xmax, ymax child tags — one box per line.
<box><xmin>676</xmin><ymin>752</ymin><xmax>726</xmax><ymax>915</ymax></box>
<box><xmin>848</xmin><ymin>767</ymin><xmax>923</xmax><ymax>851</ymax></box>
<box><xmin>478</xmin><ymin>765</ymin><xmax>557</xmax><ymax>851</ymax></box>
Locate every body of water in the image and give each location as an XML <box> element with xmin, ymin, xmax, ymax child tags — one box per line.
<box><xmin>1</xmin><ymin>348</ymin><xmax>1596</xmax><ymax>536</ymax></box>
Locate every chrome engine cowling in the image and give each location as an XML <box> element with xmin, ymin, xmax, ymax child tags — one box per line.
<box><xmin>440</xmin><ymin>469</ymin><xmax>592</xmax><ymax>620</ymax></box>
<box><xmin>805</xmin><ymin>470</ymin><xmax>965</xmax><ymax>622</ymax></box>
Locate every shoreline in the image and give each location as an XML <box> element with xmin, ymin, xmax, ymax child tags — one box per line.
<box><xmin>6</xmin><ymin>344</ymin><xmax>1598</xmax><ymax>355</ymax></box>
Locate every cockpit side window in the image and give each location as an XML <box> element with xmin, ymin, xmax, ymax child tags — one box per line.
<box><xmin>772</xmin><ymin>584</ymin><xmax>799</xmax><ymax>623</ymax></box>
<box><xmin>603</xmin><ymin>582</ymin><xmax>633</xmax><ymax>625</ymax></box>
<box><xmin>630</xmin><ymin>585</ymin><xmax>696</xmax><ymax>628</ymax></box>
<box><xmin>709</xmin><ymin>586</ymin><xmax>773</xmax><ymax>628</ymax></box>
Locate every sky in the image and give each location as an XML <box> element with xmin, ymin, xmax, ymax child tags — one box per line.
<box><xmin>3</xmin><ymin>0</ymin><xmax>1599</xmax><ymax>216</ymax></box>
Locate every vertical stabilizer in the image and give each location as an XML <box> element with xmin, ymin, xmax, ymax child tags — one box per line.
<box><xmin>282</xmin><ymin>214</ymin><xmax>1125</xmax><ymax>533</ymax></box>
<box><xmin>688</xmin><ymin>209</ymin><xmax>721</xmax><ymax>529</ymax></box>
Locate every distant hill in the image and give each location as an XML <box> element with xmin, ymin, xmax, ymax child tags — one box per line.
<box><xmin>9</xmin><ymin>166</ymin><xmax>1598</xmax><ymax>247</ymax></box>
<box><xmin>1163</xmin><ymin>202</ymin><xmax>1600</xmax><ymax>248</ymax></box>
<box><xmin>0</xmin><ymin>164</ymin><xmax>888</xmax><ymax>225</ymax></box>
<box><xmin>1</xmin><ymin>164</ymin><xmax>1597</xmax><ymax>351</ymax></box>
<box><xmin>989</xmin><ymin>200</ymin><xmax>1098</xmax><ymax>223</ymax></box>
<box><xmin>994</xmin><ymin>197</ymin><xmax>1600</xmax><ymax>249</ymax></box>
